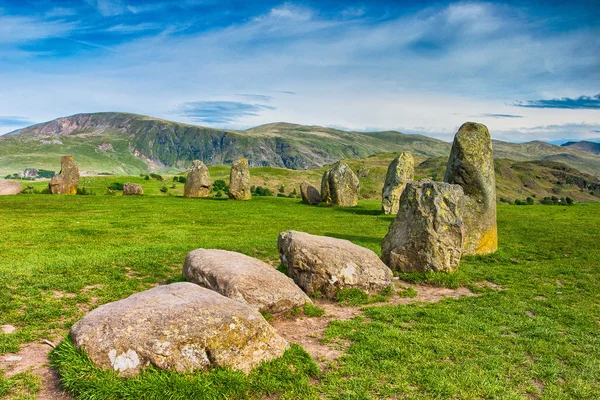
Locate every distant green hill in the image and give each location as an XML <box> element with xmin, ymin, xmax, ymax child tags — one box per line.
<box><xmin>561</xmin><ymin>140</ymin><xmax>600</xmax><ymax>155</ymax></box>
<box><xmin>1</xmin><ymin>112</ymin><xmax>599</xmax><ymax>177</ymax></box>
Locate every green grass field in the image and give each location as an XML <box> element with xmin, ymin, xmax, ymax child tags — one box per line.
<box><xmin>0</xmin><ymin>195</ymin><xmax>599</xmax><ymax>399</ymax></box>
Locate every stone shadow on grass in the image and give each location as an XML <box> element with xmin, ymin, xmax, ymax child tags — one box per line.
<box><xmin>324</xmin><ymin>233</ymin><xmax>382</xmax><ymax>246</ymax></box>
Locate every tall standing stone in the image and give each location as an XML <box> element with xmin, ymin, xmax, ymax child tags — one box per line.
<box><xmin>381</xmin><ymin>152</ymin><xmax>414</xmax><ymax>214</ymax></box>
<box><xmin>228</xmin><ymin>158</ymin><xmax>251</xmax><ymax>200</ymax></box>
<box><xmin>381</xmin><ymin>180</ymin><xmax>465</xmax><ymax>273</ymax></box>
<box><xmin>300</xmin><ymin>181</ymin><xmax>321</xmax><ymax>205</ymax></box>
<box><xmin>323</xmin><ymin>162</ymin><xmax>359</xmax><ymax>207</ymax></box>
<box><xmin>320</xmin><ymin>171</ymin><xmax>331</xmax><ymax>204</ymax></box>
<box><xmin>444</xmin><ymin>122</ymin><xmax>497</xmax><ymax>255</ymax></box>
<box><xmin>49</xmin><ymin>156</ymin><xmax>79</xmax><ymax>195</ymax></box>
<box><xmin>184</xmin><ymin>160</ymin><xmax>212</xmax><ymax>198</ymax></box>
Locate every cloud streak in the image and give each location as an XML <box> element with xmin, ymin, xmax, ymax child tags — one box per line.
<box><xmin>513</xmin><ymin>94</ymin><xmax>600</xmax><ymax>109</ymax></box>
<box><xmin>0</xmin><ymin>116</ymin><xmax>34</xmax><ymax>126</ymax></box>
<box><xmin>175</xmin><ymin>101</ymin><xmax>276</xmax><ymax>124</ymax></box>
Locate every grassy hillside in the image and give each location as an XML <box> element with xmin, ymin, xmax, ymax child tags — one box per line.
<box><xmin>0</xmin><ymin>196</ymin><xmax>599</xmax><ymax>398</ymax></box>
<box><xmin>2</xmin><ymin>112</ymin><xmax>600</xmax><ymax>177</ymax></box>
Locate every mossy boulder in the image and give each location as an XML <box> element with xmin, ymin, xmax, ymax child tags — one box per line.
<box><xmin>123</xmin><ymin>182</ymin><xmax>143</xmax><ymax>195</ymax></box>
<box><xmin>444</xmin><ymin>122</ymin><xmax>497</xmax><ymax>255</ymax></box>
<box><xmin>300</xmin><ymin>181</ymin><xmax>321</xmax><ymax>205</ymax></box>
<box><xmin>69</xmin><ymin>283</ymin><xmax>288</xmax><ymax>377</ymax></box>
<box><xmin>228</xmin><ymin>158</ymin><xmax>251</xmax><ymax>200</ymax></box>
<box><xmin>322</xmin><ymin>162</ymin><xmax>359</xmax><ymax>207</ymax></box>
<box><xmin>381</xmin><ymin>180</ymin><xmax>464</xmax><ymax>272</ymax></box>
<box><xmin>382</xmin><ymin>152</ymin><xmax>414</xmax><ymax>214</ymax></box>
<box><xmin>48</xmin><ymin>156</ymin><xmax>79</xmax><ymax>195</ymax></box>
<box><xmin>184</xmin><ymin>160</ymin><xmax>211</xmax><ymax>198</ymax></box>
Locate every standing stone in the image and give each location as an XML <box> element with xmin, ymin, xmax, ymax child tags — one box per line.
<box><xmin>278</xmin><ymin>231</ymin><xmax>393</xmax><ymax>299</ymax></box>
<box><xmin>325</xmin><ymin>162</ymin><xmax>360</xmax><ymax>207</ymax></box>
<box><xmin>49</xmin><ymin>156</ymin><xmax>79</xmax><ymax>194</ymax></box>
<box><xmin>183</xmin><ymin>249</ymin><xmax>311</xmax><ymax>316</ymax></box>
<box><xmin>228</xmin><ymin>158</ymin><xmax>251</xmax><ymax>200</ymax></box>
<box><xmin>70</xmin><ymin>283</ymin><xmax>288</xmax><ymax>377</ymax></box>
<box><xmin>184</xmin><ymin>160</ymin><xmax>212</xmax><ymax>198</ymax></box>
<box><xmin>444</xmin><ymin>122</ymin><xmax>497</xmax><ymax>255</ymax></box>
<box><xmin>123</xmin><ymin>183</ymin><xmax>143</xmax><ymax>195</ymax></box>
<box><xmin>0</xmin><ymin>180</ymin><xmax>22</xmax><ymax>195</ymax></box>
<box><xmin>300</xmin><ymin>181</ymin><xmax>321</xmax><ymax>205</ymax></box>
<box><xmin>381</xmin><ymin>180</ymin><xmax>465</xmax><ymax>273</ymax></box>
<box><xmin>382</xmin><ymin>152</ymin><xmax>415</xmax><ymax>214</ymax></box>
<box><xmin>320</xmin><ymin>171</ymin><xmax>331</xmax><ymax>203</ymax></box>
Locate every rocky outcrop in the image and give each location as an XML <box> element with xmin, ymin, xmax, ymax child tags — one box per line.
<box><xmin>228</xmin><ymin>158</ymin><xmax>251</xmax><ymax>200</ymax></box>
<box><xmin>0</xmin><ymin>180</ymin><xmax>22</xmax><ymax>195</ymax></box>
<box><xmin>278</xmin><ymin>231</ymin><xmax>393</xmax><ymax>299</ymax></box>
<box><xmin>48</xmin><ymin>156</ymin><xmax>79</xmax><ymax>195</ymax></box>
<box><xmin>184</xmin><ymin>160</ymin><xmax>212</xmax><ymax>198</ymax></box>
<box><xmin>300</xmin><ymin>181</ymin><xmax>321</xmax><ymax>205</ymax></box>
<box><xmin>381</xmin><ymin>180</ymin><xmax>464</xmax><ymax>273</ymax></box>
<box><xmin>70</xmin><ymin>283</ymin><xmax>288</xmax><ymax>377</ymax></box>
<box><xmin>123</xmin><ymin>183</ymin><xmax>143</xmax><ymax>195</ymax></box>
<box><xmin>444</xmin><ymin>122</ymin><xmax>497</xmax><ymax>255</ymax></box>
<box><xmin>183</xmin><ymin>249</ymin><xmax>311</xmax><ymax>316</ymax></box>
<box><xmin>321</xmin><ymin>162</ymin><xmax>360</xmax><ymax>207</ymax></box>
<box><xmin>382</xmin><ymin>152</ymin><xmax>414</xmax><ymax>214</ymax></box>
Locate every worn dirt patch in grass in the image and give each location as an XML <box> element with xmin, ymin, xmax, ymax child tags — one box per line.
<box><xmin>273</xmin><ymin>280</ymin><xmax>476</xmax><ymax>370</ymax></box>
<box><xmin>0</xmin><ymin>339</ymin><xmax>70</xmax><ymax>400</ymax></box>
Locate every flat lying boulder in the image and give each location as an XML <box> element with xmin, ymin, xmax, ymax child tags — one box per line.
<box><xmin>123</xmin><ymin>183</ymin><xmax>143</xmax><ymax>195</ymax></box>
<box><xmin>49</xmin><ymin>156</ymin><xmax>79</xmax><ymax>194</ymax></box>
<box><xmin>183</xmin><ymin>249</ymin><xmax>311</xmax><ymax>316</ymax></box>
<box><xmin>70</xmin><ymin>283</ymin><xmax>288</xmax><ymax>377</ymax></box>
<box><xmin>228</xmin><ymin>158</ymin><xmax>251</xmax><ymax>200</ymax></box>
<box><xmin>184</xmin><ymin>160</ymin><xmax>212</xmax><ymax>198</ymax></box>
<box><xmin>381</xmin><ymin>180</ymin><xmax>464</xmax><ymax>273</ymax></box>
<box><xmin>382</xmin><ymin>152</ymin><xmax>414</xmax><ymax>214</ymax></box>
<box><xmin>300</xmin><ymin>181</ymin><xmax>321</xmax><ymax>205</ymax></box>
<box><xmin>0</xmin><ymin>180</ymin><xmax>22</xmax><ymax>195</ymax></box>
<box><xmin>278</xmin><ymin>231</ymin><xmax>392</xmax><ymax>299</ymax></box>
<box><xmin>444</xmin><ymin>122</ymin><xmax>497</xmax><ymax>255</ymax></box>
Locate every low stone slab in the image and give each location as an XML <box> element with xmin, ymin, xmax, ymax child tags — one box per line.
<box><xmin>70</xmin><ymin>283</ymin><xmax>288</xmax><ymax>377</ymax></box>
<box><xmin>183</xmin><ymin>249</ymin><xmax>311</xmax><ymax>316</ymax></box>
<box><xmin>278</xmin><ymin>231</ymin><xmax>393</xmax><ymax>299</ymax></box>
<box><xmin>381</xmin><ymin>179</ymin><xmax>464</xmax><ymax>272</ymax></box>
<box><xmin>123</xmin><ymin>183</ymin><xmax>143</xmax><ymax>195</ymax></box>
<box><xmin>0</xmin><ymin>180</ymin><xmax>22</xmax><ymax>195</ymax></box>
<box><xmin>300</xmin><ymin>181</ymin><xmax>321</xmax><ymax>205</ymax></box>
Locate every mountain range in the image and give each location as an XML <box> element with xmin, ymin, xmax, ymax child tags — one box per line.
<box><xmin>1</xmin><ymin>112</ymin><xmax>599</xmax><ymax>177</ymax></box>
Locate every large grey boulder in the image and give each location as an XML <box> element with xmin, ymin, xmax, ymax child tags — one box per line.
<box><xmin>381</xmin><ymin>180</ymin><xmax>465</xmax><ymax>273</ymax></box>
<box><xmin>228</xmin><ymin>158</ymin><xmax>251</xmax><ymax>200</ymax></box>
<box><xmin>278</xmin><ymin>231</ymin><xmax>393</xmax><ymax>299</ymax></box>
<box><xmin>300</xmin><ymin>181</ymin><xmax>321</xmax><ymax>205</ymax></box>
<box><xmin>323</xmin><ymin>162</ymin><xmax>360</xmax><ymax>207</ymax></box>
<box><xmin>70</xmin><ymin>283</ymin><xmax>288</xmax><ymax>377</ymax></box>
<box><xmin>382</xmin><ymin>152</ymin><xmax>414</xmax><ymax>214</ymax></box>
<box><xmin>444</xmin><ymin>122</ymin><xmax>497</xmax><ymax>255</ymax></box>
<box><xmin>49</xmin><ymin>156</ymin><xmax>79</xmax><ymax>195</ymax></box>
<box><xmin>0</xmin><ymin>180</ymin><xmax>22</xmax><ymax>195</ymax></box>
<box><xmin>184</xmin><ymin>160</ymin><xmax>212</xmax><ymax>198</ymax></box>
<box><xmin>123</xmin><ymin>183</ymin><xmax>143</xmax><ymax>195</ymax></box>
<box><xmin>183</xmin><ymin>249</ymin><xmax>311</xmax><ymax>316</ymax></box>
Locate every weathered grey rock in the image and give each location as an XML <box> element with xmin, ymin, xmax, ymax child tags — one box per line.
<box><xmin>300</xmin><ymin>181</ymin><xmax>321</xmax><ymax>205</ymax></box>
<box><xmin>381</xmin><ymin>180</ymin><xmax>465</xmax><ymax>273</ymax></box>
<box><xmin>19</xmin><ymin>168</ymin><xmax>38</xmax><ymax>179</ymax></box>
<box><xmin>382</xmin><ymin>152</ymin><xmax>414</xmax><ymax>214</ymax></box>
<box><xmin>70</xmin><ymin>283</ymin><xmax>288</xmax><ymax>377</ymax></box>
<box><xmin>320</xmin><ymin>171</ymin><xmax>331</xmax><ymax>203</ymax></box>
<box><xmin>183</xmin><ymin>249</ymin><xmax>311</xmax><ymax>316</ymax></box>
<box><xmin>123</xmin><ymin>183</ymin><xmax>143</xmax><ymax>195</ymax></box>
<box><xmin>278</xmin><ymin>231</ymin><xmax>393</xmax><ymax>299</ymax></box>
<box><xmin>184</xmin><ymin>160</ymin><xmax>212</xmax><ymax>198</ymax></box>
<box><xmin>327</xmin><ymin>162</ymin><xmax>360</xmax><ymax>207</ymax></box>
<box><xmin>49</xmin><ymin>156</ymin><xmax>79</xmax><ymax>194</ymax></box>
<box><xmin>228</xmin><ymin>158</ymin><xmax>251</xmax><ymax>200</ymax></box>
<box><xmin>444</xmin><ymin>122</ymin><xmax>497</xmax><ymax>255</ymax></box>
<box><xmin>0</xmin><ymin>180</ymin><xmax>22</xmax><ymax>195</ymax></box>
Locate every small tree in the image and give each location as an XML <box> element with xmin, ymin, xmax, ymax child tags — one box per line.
<box><xmin>566</xmin><ymin>196</ymin><xmax>574</xmax><ymax>205</ymax></box>
<box><xmin>526</xmin><ymin>197</ymin><xmax>534</xmax><ymax>205</ymax></box>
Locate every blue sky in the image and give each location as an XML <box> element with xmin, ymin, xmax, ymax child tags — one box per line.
<box><xmin>0</xmin><ymin>0</ymin><xmax>599</xmax><ymax>142</ymax></box>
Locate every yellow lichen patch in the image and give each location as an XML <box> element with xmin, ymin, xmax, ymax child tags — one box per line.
<box><xmin>475</xmin><ymin>227</ymin><xmax>498</xmax><ymax>254</ymax></box>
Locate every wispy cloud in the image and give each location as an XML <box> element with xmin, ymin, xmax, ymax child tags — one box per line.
<box><xmin>175</xmin><ymin>101</ymin><xmax>276</xmax><ymax>124</ymax></box>
<box><xmin>513</xmin><ymin>94</ymin><xmax>600</xmax><ymax>109</ymax></box>
<box><xmin>480</xmin><ymin>113</ymin><xmax>523</xmax><ymax>118</ymax></box>
<box><xmin>0</xmin><ymin>116</ymin><xmax>34</xmax><ymax>126</ymax></box>
<box><xmin>237</xmin><ymin>94</ymin><xmax>273</xmax><ymax>102</ymax></box>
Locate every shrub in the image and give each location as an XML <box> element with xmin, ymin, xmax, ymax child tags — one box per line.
<box><xmin>107</xmin><ymin>182</ymin><xmax>123</xmax><ymax>191</ymax></box>
<box><xmin>253</xmin><ymin>186</ymin><xmax>273</xmax><ymax>196</ymax></box>
<box><xmin>150</xmin><ymin>173</ymin><xmax>163</xmax><ymax>181</ymax></box>
<box><xmin>212</xmin><ymin>179</ymin><xmax>228</xmax><ymax>193</ymax></box>
<box><xmin>215</xmin><ymin>191</ymin><xmax>223</xmax><ymax>198</ymax></box>
<box><xmin>276</xmin><ymin>193</ymin><xmax>287</xmax><ymax>198</ymax></box>
<box><xmin>336</xmin><ymin>288</ymin><xmax>370</xmax><ymax>306</ymax></box>
<box><xmin>278</xmin><ymin>185</ymin><xmax>285</xmax><ymax>194</ymax></box>
<box><xmin>178</xmin><ymin>176</ymin><xmax>186</xmax><ymax>184</ymax></box>
<box><xmin>160</xmin><ymin>186</ymin><xmax>168</xmax><ymax>193</ymax></box>
<box><xmin>76</xmin><ymin>187</ymin><xmax>94</xmax><ymax>196</ymax></box>
<box><xmin>143</xmin><ymin>175</ymin><xmax>150</xmax><ymax>180</ymax></box>
<box><xmin>566</xmin><ymin>196</ymin><xmax>575</xmax><ymax>205</ymax></box>
<box><xmin>260</xmin><ymin>310</ymin><xmax>274</xmax><ymax>322</ymax></box>
<box><xmin>526</xmin><ymin>197</ymin><xmax>534</xmax><ymax>205</ymax></box>
<box><xmin>288</xmin><ymin>188</ymin><xmax>298</xmax><ymax>198</ymax></box>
